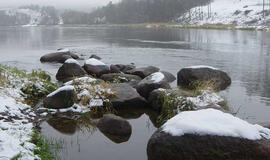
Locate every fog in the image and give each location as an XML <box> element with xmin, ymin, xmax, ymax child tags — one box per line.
<box><xmin>0</xmin><ymin>0</ymin><xmax>120</xmax><ymax>10</ymax></box>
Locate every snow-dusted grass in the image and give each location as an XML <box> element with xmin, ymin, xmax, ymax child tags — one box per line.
<box><xmin>163</xmin><ymin>108</ymin><xmax>270</xmax><ymax>140</ymax></box>
<box><xmin>0</xmin><ymin>65</ymin><xmax>58</xmax><ymax>160</ymax></box>
<box><xmin>0</xmin><ymin>65</ymin><xmax>57</xmax><ymax>105</ymax></box>
<box><xmin>178</xmin><ymin>0</ymin><xmax>270</xmax><ymax>29</ymax></box>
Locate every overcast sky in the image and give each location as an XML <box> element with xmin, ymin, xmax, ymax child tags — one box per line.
<box><xmin>0</xmin><ymin>0</ymin><xmax>120</xmax><ymax>10</ymax></box>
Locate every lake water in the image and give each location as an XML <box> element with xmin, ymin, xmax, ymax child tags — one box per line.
<box><xmin>0</xmin><ymin>26</ymin><xmax>270</xmax><ymax>160</ymax></box>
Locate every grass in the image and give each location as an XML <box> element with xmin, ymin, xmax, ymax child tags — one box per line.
<box><xmin>0</xmin><ymin>65</ymin><xmax>57</xmax><ymax>105</ymax></box>
<box><xmin>30</xmin><ymin>130</ymin><xmax>62</xmax><ymax>160</ymax></box>
<box><xmin>156</xmin><ymin>91</ymin><xmax>195</xmax><ymax>125</ymax></box>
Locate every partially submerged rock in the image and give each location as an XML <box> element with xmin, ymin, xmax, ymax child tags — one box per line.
<box><xmin>40</xmin><ymin>49</ymin><xmax>79</xmax><ymax>63</ymax></box>
<box><xmin>109</xmin><ymin>83</ymin><xmax>147</xmax><ymax>109</ymax></box>
<box><xmin>177</xmin><ymin>66</ymin><xmax>231</xmax><ymax>90</ymax></box>
<box><xmin>43</xmin><ymin>86</ymin><xmax>75</xmax><ymax>109</ymax></box>
<box><xmin>97</xmin><ymin>114</ymin><xmax>132</xmax><ymax>143</ymax></box>
<box><xmin>110</xmin><ymin>64</ymin><xmax>136</xmax><ymax>74</ymax></box>
<box><xmin>83</xmin><ymin>58</ymin><xmax>110</xmax><ymax>77</ymax></box>
<box><xmin>147</xmin><ymin>109</ymin><xmax>270</xmax><ymax>160</ymax></box>
<box><xmin>90</xmin><ymin>54</ymin><xmax>102</xmax><ymax>60</ymax></box>
<box><xmin>100</xmin><ymin>73</ymin><xmax>142</xmax><ymax>83</ymax></box>
<box><xmin>126</xmin><ymin>66</ymin><xmax>160</xmax><ymax>78</ymax></box>
<box><xmin>56</xmin><ymin>59</ymin><xmax>86</xmax><ymax>82</ymax></box>
<box><xmin>136</xmin><ymin>72</ymin><xmax>171</xmax><ymax>99</ymax></box>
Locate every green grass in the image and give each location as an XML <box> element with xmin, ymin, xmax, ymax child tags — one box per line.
<box><xmin>30</xmin><ymin>130</ymin><xmax>62</xmax><ymax>160</ymax></box>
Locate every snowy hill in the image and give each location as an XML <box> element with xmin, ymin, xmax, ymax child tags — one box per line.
<box><xmin>0</xmin><ymin>5</ymin><xmax>61</xmax><ymax>26</ymax></box>
<box><xmin>177</xmin><ymin>0</ymin><xmax>270</xmax><ymax>27</ymax></box>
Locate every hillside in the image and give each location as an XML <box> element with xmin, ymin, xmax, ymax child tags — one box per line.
<box><xmin>177</xmin><ymin>0</ymin><xmax>270</xmax><ymax>28</ymax></box>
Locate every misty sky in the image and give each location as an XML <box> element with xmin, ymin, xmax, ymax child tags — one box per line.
<box><xmin>0</xmin><ymin>0</ymin><xmax>120</xmax><ymax>10</ymax></box>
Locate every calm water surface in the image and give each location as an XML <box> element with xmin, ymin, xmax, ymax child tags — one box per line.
<box><xmin>0</xmin><ymin>26</ymin><xmax>270</xmax><ymax>160</ymax></box>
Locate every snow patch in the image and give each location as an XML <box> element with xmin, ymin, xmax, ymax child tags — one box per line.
<box><xmin>65</xmin><ymin>77</ymin><xmax>97</xmax><ymax>86</ymax></box>
<box><xmin>85</xmin><ymin>58</ymin><xmax>106</xmax><ymax>66</ymax></box>
<box><xmin>187</xmin><ymin>90</ymin><xmax>224</xmax><ymax>108</ymax></box>
<box><xmin>185</xmin><ymin>65</ymin><xmax>217</xmax><ymax>70</ymax></box>
<box><xmin>47</xmin><ymin>85</ymin><xmax>74</xmax><ymax>97</ymax></box>
<box><xmin>151</xmin><ymin>72</ymin><xmax>165</xmax><ymax>83</ymax></box>
<box><xmin>57</xmin><ymin>48</ymin><xmax>70</xmax><ymax>53</ymax></box>
<box><xmin>64</xmin><ymin>58</ymin><xmax>80</xmax><ymax>65</ymax></box>
<box><xmin>163</xmin><ymin>108</ymin><xmax>270</xmax><ymax>140</ymax></box>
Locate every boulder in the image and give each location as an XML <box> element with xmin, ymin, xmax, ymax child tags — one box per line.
<box><xmin>90</xmin><ymin>54</ymin><xmax>102</xmax><ymax>60</ymax></box>
<box><xmin>147</xmin><ymin>109</ymin><xmax>270</xmax><ymax>160</ymax></box>
<box><xmin>109</xmin><ymin>83</ymin><xmax>147</xmax><ymax>109</ymax></box>
<box><xmin>40</xmin><ymin>50</ymin><xmax>79</xmax><ymax>63</ymax></box>
<box><xmin>148</xmin><ymin>89</ymin><xmax>167</xmax><ymax>112</ymax></box>
<box><xmin>83</xmin><ymin>58</ymin><xmax>110</xmax><ymax>77</ymax></box>
<box><xmin>100</xmin><ymin>73</ymin><xmax>142</xmax><ymax>83</ymax></box>
<box><xmin>97</xmin><ymin>114</ymin><xmax>132</xmax><ymax>143</ymax></box>
<box><xmin>43</xmin><ymin>86</ymin><xmax>75</xmax><ymax>109</ymax></box>
<box><xmin>136</xmin><ymin>72</ymin><xmax>171</xmax><ymax>99</ymax></box>
<box><xmin>110</xmin><ymin>64</ymin><xmax>136</xmax><ymax>74</ymax></box>
<box><xmin>160</xmin><ymin>71</ymin><xmax>176</xmax><ymax>83</ymax></box>
<box><xmin>177</xmin><ymin>66</ymin><xmax>231</xmax><ymax>90</ymax></box>
<box><xmin>56</xmin><ymin>59</ymin><xmax>86</xmax><ymax>82</ymax></box>
<box><xmin>147</xmin><ymin>132</ymin><xmax>270</xmax><ymax>160</ymax></box>
<box><xmin>126</xmin><ymin>66</ymin><xmax>159</xmax><ymax>78</ymax></box>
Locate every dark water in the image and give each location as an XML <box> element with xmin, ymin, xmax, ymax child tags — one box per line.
<box><xmin>1</xmin><ymin>26</ymin><xmax>270</xmax><ymax>160</ymax></box>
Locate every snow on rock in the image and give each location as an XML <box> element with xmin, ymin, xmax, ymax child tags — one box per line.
<box><xmin>151</xmin><ymin>72</ymin><xmax>165</xmax><ymax>83</ymax></box>
<box><xmin>57</xmin><ymin>48</ymin><xmax>70</xmax><ymax>53</ymax></box>
<box><xmin>47</xmin><ymin>85</ymin><xmax>75</xmax><ymax>97</ymax></box>
<box><xmin>187</xmin><ymin>90</ymin><xmax>224</xmax><ymax>108</ymax></box>
<box><xmin>64</xmin><ymin>58</ymin><xmax>80</xmax><ymax>65</ymax></box>
<box><xmin>85</xmin><ymin>58</ymin><xmax>106</xmax><ymax>66</ymax></box>
<box><xmin>185</xmin><ymin>65</ymin><xmax>218</xmax><ymax>70</ymax></box>
<box><xmin>162</xmin><ymin>108</ymin><xmax>270</xmax><ymax>140</ymax></box>
<box><xmin>178</xmin><ymin>0</ymin><xmax>269</xmax><ymax>27</ymax></box>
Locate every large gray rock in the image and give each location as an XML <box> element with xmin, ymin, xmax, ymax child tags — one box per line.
<box><xmin>136</xmin><ymin>72</ymin><xmax>171</xmax><ymax>99</ymax></box>
<box><xmin>160</xmin><ymin>71</ymin><xmax>176</xmax><ymax>83</ymax></box>
<box><xmin>43</xmin><ymin>86</ymin><xmax>75</xmax><ymax>109</ymax></box>
<box><xmin>109</xmin><ymin>83</ymin><xmax>147</xmax><ymax>109</ymax></box>
<box><xmin>83</xmin><ymin>58</ymin><xmax>110</xmax><ymax>77</ymax></box>
<box><xmin>40</xmin><ymin>51</ymin><xmax>79</xmax><ymax>63</ymax></box>
<box><xmin>126</xmin><ymin>66</ymin><xmax>160</xmax><ymax>78</ymax></box>
<box><xmin>100</xmin><ymin>73</ymin><xmax>142</xmax><ymax>83</ymax></box>
<box><xmin>147</xmin><ymin>131</ymin><xmax>270</xmax><ymax>160</ymax></box>
<box><xmin>97</xmin><ymin>114</ymin><xmax>132</xmax><ymax>143</ymax></box>
<box><xmin>177</xmin><ymin>66</ymin><xmax>231</xmax><ymax>90</ymax></box>
<box><xmin>56</xmin><ymin>60</ymin><xmax>86</xmax><ymax>82</ymax></box>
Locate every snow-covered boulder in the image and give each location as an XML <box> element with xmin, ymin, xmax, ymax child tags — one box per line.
<box><xmin>43</xmin><ymin>86</ymin><xmax>75</xmax><ymax>109</ymax></box>
<box><xmin>109</xmin><ymin>83</ymin><xmax>147</xmax><ymax>109</ymax></box>
<box><xmin>147</xmin><ymin>109</ymin><xmax>270</xmax><ymax>160</ymax></box>
<box><xmin>56</xmin><ymin>59</ymin><xmax>86</xmax><ymax>82</ymax></box>
<box><xmin>97</xmin><ymin>114</ymin><xmax>132</xmax><ymax>143</ymax></box>
<box><xmin>100</xmin><ymin>73</ymin><xmax>142</xmax><ymax>83</ymax></box>
<box><xmin>177</xmin><ymin>66</ymin><xmax>231</xmax><ymax>90</ymax></box>
<box><xmin>83</xmin><ymin>58</ymin><xmax>110</xmax><ymax>77</ymax></box>
<box><xmin>110</xmin><ymin>64</ymin><xmax>136</xmax><ymax>74</ymax></box>
<box><xmin>126</xmin><ymin>66</ymin><xmax>160</xmax><ymax>78</ymax></box>
<box><xmin>40</xmin><ymin>49</ymin><xmax>79</xmax><ymax>63</ymax></box>
<box><xmin>136</xmin><ymin>72</ymin><xmax>171</xmax><ymax>99</ymax></box>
